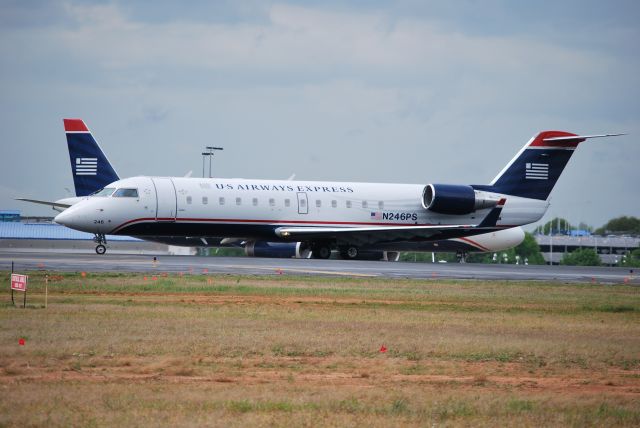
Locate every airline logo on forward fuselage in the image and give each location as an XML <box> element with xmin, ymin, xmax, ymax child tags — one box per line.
<box><xmin>75</xmin><ymin>158</ymin><xmax>97</xmax><ymax>176</ymax></box>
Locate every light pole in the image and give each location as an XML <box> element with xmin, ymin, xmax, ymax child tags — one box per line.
<box><xmin>202</xmin><ymin>146</ymin><xmax>224</xmax><ymax>178</ymax></box>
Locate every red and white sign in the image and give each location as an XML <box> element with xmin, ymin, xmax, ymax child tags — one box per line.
<box><xmin>10</xmin><ymin>274</ymin><xmax>28</xmax><ymax>292</ymax></box>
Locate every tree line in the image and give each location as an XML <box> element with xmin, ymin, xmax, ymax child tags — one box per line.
<box><xmin>403</xmin><ymin>216</ymin><xmax>640</xmax><ymax>267</ymax></box>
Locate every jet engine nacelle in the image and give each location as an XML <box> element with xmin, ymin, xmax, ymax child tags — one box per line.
<box><xmin>244</xmin><ymin>241</ymin><xmax>311</xmax><ymax>259</ymax></box>
<box><xmin>422</xmin><ymin>184</ymin><xmax>500</xmax><ymax>215</ymax></box>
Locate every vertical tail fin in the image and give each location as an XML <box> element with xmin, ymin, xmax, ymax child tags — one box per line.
<box><xmin>474</xmin><ymin>131</ymin><xmax>624</xmax><ymax>200</ymax></box>
<box><xmin>64</xmin><ymin>119</ymin><xmax>119</xmax><ymax>196</ymax></box>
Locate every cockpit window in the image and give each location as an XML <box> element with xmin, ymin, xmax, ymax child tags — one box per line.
<box><xmin>91</xmin><ymin>187</ymin><xmax>116</xmax><ymax>197</ymax></box>
<box><xmin>113</xmin><ymin>188</ymin><xmax>139</xmax><ymax>198</ymax></box>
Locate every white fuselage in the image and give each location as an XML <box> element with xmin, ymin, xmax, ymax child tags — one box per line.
<box><xmin>55</xmin><ymin>176</ymin><xmax>547</xmax><ymax>247</ymax></box>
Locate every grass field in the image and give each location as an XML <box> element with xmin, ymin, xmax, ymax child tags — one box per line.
<box><xmin>1</xmin><ymin>271</ymin><xmax>639</xmax><ymax>427</ymax></box>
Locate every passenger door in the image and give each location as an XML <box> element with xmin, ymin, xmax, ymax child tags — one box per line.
<box><xmin>152</xmin><ymin>177</ymin><xmax>177</xmax><ymax>221</ymax></box>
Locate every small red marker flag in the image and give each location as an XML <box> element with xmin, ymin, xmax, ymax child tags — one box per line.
<box><xmin>379</xmin><ymin>345</ymin><xmax>387</xmax><ymax>353</ymax></box>
<box><xmin>81</xmin><ymin>272</ymin><xmax>86</xmax><ymax>278</ymax></box>
<box><xmin>152</xmin><ymin>276</ymin><xmax>158</xmax><ymax>281</ymax></box>
<box><xmin>203</xmin><ymin>268</ymin><xmax>208</xmax><ymax>274</ymax></box>
<box><xmin>19</xmin><ymin>338</ymin><xmax>25</xmax><ymax>346</ymax></box>
<box><xmin>143</xmin><ymin>276</ymin><xmax>148</xmax><ymax>281</ymax></box>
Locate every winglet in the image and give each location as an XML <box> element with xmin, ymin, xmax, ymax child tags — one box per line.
<box><xmin>477</xmin><ymin>198</ymin><xmax>506</xmax><ymax>228</ymax></box>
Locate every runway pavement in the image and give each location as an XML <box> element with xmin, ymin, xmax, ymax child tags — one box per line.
<box><xmin>1</xmin><ymin>252</ymin><xmax>638</xmax><ymax>284</ymax></box>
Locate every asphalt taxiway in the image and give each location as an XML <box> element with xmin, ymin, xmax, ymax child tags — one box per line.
<box><xmin>0</xmin><ymin>252</ymin><xmax>638</xmax><ymax>284</ymax></box>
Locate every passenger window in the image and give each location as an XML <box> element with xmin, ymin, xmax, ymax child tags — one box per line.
<box><xmin>331</xmin><ymin>200</ymin><xmax>337</xmax><ymax>208</ymax></box>
<box><xmin>362</xmin><ymin>201</ymin><xmax>368</xmax><ymax>209</ymax></box>
<box><xmin>252</xmin><ymin>198</ymin><xmax>258</xmax><ymax>206</ymax></box>
<box><xmin>378</xmin><ymin>201</ymin><xmax>384</xmax><ymax>210</ymax></box>
<box><xmin>300</xmin><ymin>199</ymin><xmax>306</xmax><ymax>208</ymax></box>
<box><xmin>236</xmin><ymin>197</ymin><xmax>242</xmax><ymax>206</ymax></box>
<box><xmin>316</xmin><ymin>200</ymin><xmax>321</xmax><ymax>208</ymax></box>
<box><xmin>269</xmin><ymin>198</ymin><xmax>275</xmax><ymax>207</ymax></box>
<box><xmin>202</xmin><ymin>196</ymin><xmax>208</xmax><ymax>205</ymax></box>
<box><xmin>113</xmin><ymin>188</ymin><xmax>138</xmax><ymax>198</ymax></box>
<box><xmin>186</xmin><ymin>196</ymin><xmax>192</xmax><ymax>205</ymax></box>
<box><xmin>346</xmin><ymin>200</ymin><xmax>352</xmax><ymax>208</ymax></box>
<box><xmin>284</xmin><ymin>199</ymin><xmax>290</xmax><ymax>207</ymax></box>
<box><xmin>219</xmin><ymin>197</ymin><xmax>225</xmax><ymax>205</ymax></box>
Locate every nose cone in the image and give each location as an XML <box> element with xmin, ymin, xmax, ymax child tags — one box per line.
<box><xmin>54</xmin><ymin>209</ymin><xmax>74</xmax><ymax>227</ymax></box>
<box><xmin>53</xmin><ymin>203</ymin><xmax>95</xmax><ymax>233</ymax></box>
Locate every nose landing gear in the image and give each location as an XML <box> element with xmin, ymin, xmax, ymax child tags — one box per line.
<box><xmin>94</xmin><ymin>233</ymin><xmax>107</xmax><ymax>255</ymax></box>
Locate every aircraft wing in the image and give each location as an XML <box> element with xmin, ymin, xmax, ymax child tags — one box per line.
<box><xmin>15</xmin><ymin>198</ymin><xmax>72</xmax><ymax>209</ymax></box>
<box><xmin>275</xmin><ymin>224</ymin><xmax>477</xmax><ymax>245</ymax></box>
<box><xmin>274</xmin><ymin>198</ymin><xmax>506</xmax><ymax>245</ymax></box>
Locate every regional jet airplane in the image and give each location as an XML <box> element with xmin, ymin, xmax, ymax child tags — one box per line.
<box><xmin>48</xmin><ymin>119</ymin><xmax>622</xmax><ymax>258</ymax></box>
<box><xmin>17</xmin><ymin>119</ymin><xmax>524</xmax><ymax>259</ymax></box>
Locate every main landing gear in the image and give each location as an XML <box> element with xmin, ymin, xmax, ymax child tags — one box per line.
<box><xmin>94</xmin><ymin>233</ymin><xmax>107</xmax><ymax>255</ymax></box>
<box><xmin>339</xmin><ymin>246</ymin><xmax>359</xmax><ymax>260</ymax></box>
<box><xmin>311</xmin><ymin>242</ymin><xmax>332</xmax><ymax>259</ymax></box>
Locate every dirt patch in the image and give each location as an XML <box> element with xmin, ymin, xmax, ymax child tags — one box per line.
<box><xmin>2</xmin><ymin>355</ymin><xmax>638</xmax><ymax>397</ymax></box>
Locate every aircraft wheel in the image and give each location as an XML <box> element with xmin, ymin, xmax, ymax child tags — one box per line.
<box><xmin>96</xmin><ymin>244</ymin><xmax>107</xmax><ymax>255</ymax></box>
<box><xmin>312</xmin><ymin>245</ymin><xmax>332</xmax><ymax>259</ymax></box>
<box><xmin>340</xmin><ymin>246</ymin><xmax>359</xmax><ymax>260</ymax></box>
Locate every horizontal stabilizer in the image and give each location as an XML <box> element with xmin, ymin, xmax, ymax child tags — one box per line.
<box><xmin>15</xmin><ymin>198</ymin><xmax>72</xmax><ymax>209</ymax></box>
<box><xmin>543</xmin><ymin>133</ymin><xmax>626</xmax><ymax>142</ymax></box>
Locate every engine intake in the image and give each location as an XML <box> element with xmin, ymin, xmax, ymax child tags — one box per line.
<box><xmin>422</xmin><ymin>184</ymin><xmax>499</xmax><ymax>215</ymax></box>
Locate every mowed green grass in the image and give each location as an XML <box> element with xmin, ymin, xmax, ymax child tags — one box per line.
<box><xmin>1</xmin><ymin>271</ymin><xmax>639</xmax><ymax>427</ymax></box>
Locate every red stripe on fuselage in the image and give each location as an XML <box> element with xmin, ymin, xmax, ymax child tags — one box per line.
<box><xmin>111</xmin><ymin>217</ymin><xmax>438</xmax><ymax>233</ymax></box>
<box><xmin>110</xmin><ymin>217</ymin><xmax>513</xmax><ymax>235</ymax></box>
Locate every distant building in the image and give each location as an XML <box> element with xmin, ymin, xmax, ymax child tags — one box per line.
<box><xmin>0</xmin><ymin>210</ymin><xmax>191</xmax><ymax>255</ymax></box>
<box><xmin>535</xmin><ymin>234</ymin><xmax>639</xmax><ymax>265</ymax></box>
<box><xmin>0</xmin><ymin>210</ymin><xmax>21</xmax><ymax>222</ymax></box>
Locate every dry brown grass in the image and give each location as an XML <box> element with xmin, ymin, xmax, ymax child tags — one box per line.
<box><xmin>0</xmin><ymin>272</ymin><xmax>639</xmax><ymax>426</ymax></box>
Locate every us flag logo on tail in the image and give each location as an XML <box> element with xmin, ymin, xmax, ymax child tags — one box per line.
<box><xmin>525</xmin><ymin>162</ymin><xmax>548</xmax><ymax>180</ymax></box>
<box><xmin>75</xmin><ymin>157</ymin><xmax>97</xmax><ymax>176</ymax></box>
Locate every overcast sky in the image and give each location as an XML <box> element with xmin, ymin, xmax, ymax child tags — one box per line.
<box><xmin>1</xmin><ymin>0</ymin><xmax>638</xmax><ymax>228</ymax></box>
